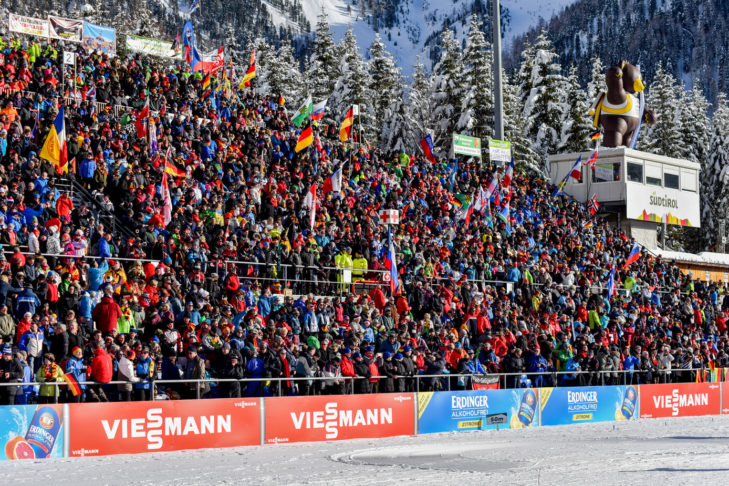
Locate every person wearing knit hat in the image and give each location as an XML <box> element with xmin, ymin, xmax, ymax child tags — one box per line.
<box><xmin>65</xmin><ymin>346</ymin><xmax>87</xmax><ymax>403</ymax></box>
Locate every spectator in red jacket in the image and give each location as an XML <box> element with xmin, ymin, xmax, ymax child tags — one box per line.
<box><xmin>92</xmin><ymin>288</ymin><xmax>122</xmax><ymax>334</ymax></box>
<box><xmin>86</xmin><ymin>345</ymin><xmax>113</xmax><ymax>402</ymax></box>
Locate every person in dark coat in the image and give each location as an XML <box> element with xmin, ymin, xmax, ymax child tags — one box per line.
<box><xmin>353</xmin><ymin>352</ymin><xmax>372</xmax><ymax>394</ymax></box>
<box><xmin>221</xmin><ymin>354</ymin><xmax>245</xmax><ymax>398</ymax></box>
<box><xmin>50</xmin><ymin>323</ymin><xmax>70</xmax><ymax>365</ymax></box>
<box><xmin>503</xmin><ymin>347</ymin><xmax>526</xmax><ymax>388</ymax></box>
<box><xmin>378</xmin><ymin>352</ymin><xmax>398</xmax><ymax>393</ymax></box>
<box><xmin>0</xmin><ymin>346</ymin><xmax>23</xmax><ymax>404</ymax></box>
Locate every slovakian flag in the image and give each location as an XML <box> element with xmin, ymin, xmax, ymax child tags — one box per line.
<box><xmin>502</xmin><ymin>158</ymin><xmax>515</xmax><ymax>186</ymax></box>
<box><xmin>383</xmin><ymin>228</ymin><xmax>400</xmax><ymax>295</ymax></box>
<box><xmin>606</xmin><ymin>264</ymin><xmax>616</xmax><ymax>298</ymax></box>
<box><xmin>624</xmin><ymin>244</ymin><xmax>641</xmax><ymax>268</ymax></box>
<box><xmin>419</xmin><ymin>134</ymin><xmax>437</xmax><ymax>164</ymax></box>
<box><xmin>311</xmin><ymin>99</ymin><xmax>327</xmax><ymax>121</ymax></box>
<box><xmin>339</xmin><ymin>107</ymin><xmax>354</xmax><ymax>142</ymax></box>
<box><xmin>588</xmin><ymin>194</ymin><xmax>600</xmax><ymax>215</ymax></box>
<box><xmin>303</xmin><ymin>184</ymin><xmax>317</xmax><ymax>229</ymax></box>
<box><xmin>295</xmin><ymin>126</ymin><xmax>314</xmax><ymax>153</ymax></box>
<box><xmin>39</xmin><ymin>106</ymin><xmax>68</xmax><ymax>174</ymax></box>
<box><xmin>63</xmin><ymin>373</ymin><xmax>81</xmax><ymax>396</ymax></box>
<box><xmin>323</xmin><ymin>165</ymin><xmax>342</xmax><ymax>194</ymax></box>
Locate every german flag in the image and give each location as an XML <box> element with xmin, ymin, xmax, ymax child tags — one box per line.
<box><xmin>239</xmin><ymin>50</ymin><xmax>256</xmax><ymax>89</ymax></box>
<box><xmin>202</xmin><ymin>73</ymin><xmax>211</xmax><ymax>90</ymax></box>
<box><xmin>165</xmin><ymin>160</ymin><xmax>186</xmax><ymax>178</ymax></box>
<box><xmin>339</xmin><ymin>107</ymin><xmax>354</xmax><ymax>142</ymax></box>
<box><xmin>590</xmin><ymin>131</ymin><xmax>602</xmax><ymax>140</ymax></box>
<box><xmin>63</xmin><ymin>374</ymin><xmax>81</xmax><ymax>396</ymax></box>
<box><xmin>295</xmin><ymin>126</ymin><xmax>314</xmax><ymax>153</ymax></box>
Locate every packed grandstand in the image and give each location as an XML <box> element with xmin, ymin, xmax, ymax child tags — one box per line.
<box><xmin>0</xmin><ymin>30</ymin><xmax>724</xmax><ymax>407</ymax></box>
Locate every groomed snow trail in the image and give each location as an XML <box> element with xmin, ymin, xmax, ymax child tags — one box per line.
<box><xmin>3</xmin><ymin>416</ymin><xmax>729</xmax><ymax>485</ymax></box>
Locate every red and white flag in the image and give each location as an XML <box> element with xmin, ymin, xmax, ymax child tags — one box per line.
<box><xmin>322</xmin><ymin>166</ymin><xmax>342</xmax><ymax>194</ymax></box>
<box><xmin>303</xmin><ymin>184</ymin><xmax>317</xmax><ymax>229</ymax></box>
<box><xmin>161</xmin><ymin>168</ymin><xmax>172</xmax><ymax>226</ymax></box>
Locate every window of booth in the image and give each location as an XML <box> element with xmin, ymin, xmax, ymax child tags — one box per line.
<box><xmin>645</xmin><ymin>162</ymin><xmax>662</xmax><ymax>186</ymax></box>
<box><xmin>681</xmin><ymin>168</ymin><xmax>697</xmax><ymax>192</ymax></box>
<box><xmin>593</xmin><ymin>161</ymin><xmax>621</xmax><ymax>182</ymax></box>
<box><xmin>627</xmin><ymin>162</ymin><xmax>643</xmax><ymax>183</ymax></box>
<box><xmin>664</xmin><ymin>167</ymin><xmax>680</xmax><ymax>189</ymax></box>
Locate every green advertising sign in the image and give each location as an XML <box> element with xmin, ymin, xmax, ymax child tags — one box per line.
<box><xmin>488</xmin><ymin>138</ymin><xmax>511</xmax><ymax>165</ymax></box>
<box><xmin>126</xmin><ymin>35</ymin><xmax>181</xmax><ymax>59</ymax></box>
<box><xmin>452</xmin><ymin>134</ymin><xmax>482</xmax><ymax>160</ymax></box>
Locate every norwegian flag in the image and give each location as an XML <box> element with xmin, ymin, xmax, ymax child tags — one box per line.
<box><xmin>588</xmin><ymin>194</ymin><xmax>600</xmax><ymax>215</ymax></box>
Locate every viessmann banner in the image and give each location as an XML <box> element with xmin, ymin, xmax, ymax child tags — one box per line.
<box><xmin>265</xmin><ymin>394</ymin><xmax>414</xmax><ymax>444</ymax></box>
<box><xmin>417</xmin><ymin>389</ymin><xmax>538</xmax><ymax>434</ymax></box>
<box><xmin>639</xmin><ymin>382</ymin><xmax>720</xmax><ymax>419</ymax></box>
<box><xmin>625</xmin><ymin>182</ymin><xmax>700</xmax><ymax>227</ymax></box>
<box><xmin>68</xmin><ymin>398</ymin><xmax>260</xmax><ymax>456</ymax></box>
<box><xmin>540</xmin><ymin>386</ymin><xmax>639</xmax><ymax>426</ymax></box>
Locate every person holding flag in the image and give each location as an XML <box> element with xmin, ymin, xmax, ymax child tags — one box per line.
<box><xmin>383</xmin><ymin>227</ymin><xmax>400</xmax><ymax>296</ymax></box>
<box><xmin>339</xmin><ymin>107</ymin><xmax>354</xmax><ymax>143</ymax></box>
<box><xmin>295</xmin><ymin>125</ymin><xmax>314</xmax><ymax>153</ymax></box>
<box><xmin>39</xmin><ymin>106</ymin><xmax>67</xmax><ymax>174</ymax></box>
<box><xmin>292</xmin><ymin>96</ymin><xmax>313</xmax><ymax>127</ymax></box>
<box><xmin>624</xmin><ymin>244</ymin><xmax>641</xmax><ymax>269</ymax></box>
<box><xmin>419</xmin><ymin>134</ymin><xmax>437</xmax><ymax>164</ymax></box>
<box><xmin>502</xmin><ymin>158</ymin><xmax>515</xmax><ymax>186</ymax></box>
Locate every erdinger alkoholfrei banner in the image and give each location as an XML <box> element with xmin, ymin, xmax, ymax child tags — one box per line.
<box><xmin>82</xmin><ymin>21</ymin><xmax>116</xmax><ymax>57</ymax></box>
<box><xmin>265</xmin><ymin>394</ymin><xmax>414</xmax><ymax>444</ymax></box>
<box><xmin>417</xmin><ymin>389</ymin><xmax>538</xmax><ymax>434</ymax></box>
<box><xmin>48</xmin><ymin>16</ymin><xmax>83</xmax><ymax>42</ymax></box>
<box><xmin>1</xmin><ymin>405</ymin><xmax>64</xmax><ymax>460</ymax></box>
<box><xmin>67</xmin><ymin>398</ymin><xmax>260</xmax><ymax>456</ymax></box>
<box><xmin>539</xmin><ymin>386</ymin><xmax>639</xmax><ymax>426</ymax></box>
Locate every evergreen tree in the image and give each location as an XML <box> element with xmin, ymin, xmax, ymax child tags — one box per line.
<box><xmin>328</xmin><ymin>29</ymin><xmax>374</xmax><ymax>143</ymax></box>
<box><xmin>523</xmin><ymin>30</ymin><xmax>569</xmax><ymax>162</ymax></box>
<box><xmin>368</xmin><ymin>34</ymin><xmax>402</xmax><ymax>144</ymax></box>
<box><xmin>250</xmin><ymin>38</ymin><xmax>275</xmax><ymax>96</ymax></box>
<box><xmin>515</xmin><ymin>39</ymin><xmax>535</xmax><ymax>109</ymax></box>
<box><xmin>678</xmin><ymin>83</ymin><xmax>711</xmax><ymax>165</ymax></box>
<box><xmin>306</xmin><ymin>10</ymin><xmax>340</xmax><ymax>102</ymax></box>
<box><xmin>430</xmin><ymin>29</ymin><xmax>465</xmax><ymax>156</ymax></box>
<box><xmin>503</xmin><ymin>76</ymin><xmax>541</xmax><ymax>174</ymax></box>
<box><xmin>701</xmin><ymin>93</ymin><xmax>729</xmax><ymax>250</ymax></box>
<box><xmin>381</xmin><ymin>89</ymin><xmax>412</xmax><ymax>152</ymax></box>
<box><xmin>561</xmin><ymin>65</ymin><xmax>594</xmax><ymax>153</ymax></box>
<box><xmin>640</xmin><ymin>63</ymin><xmax>687</xmax><ymax>157</ymax></box>
<box><xmin>586</xmin><ymin>55</ymin><xmax>607</xmax><ymax>108</ymax></box>
<box><xmin>407</xmin><ymin>58</ymin><xmax>433</xmax><ymax>143</ymax></box>
<box><xmin>265</xmin><ymin>43</ymin><xmax>305</xmax><ymax>107</ymax></box>
<box><xmin>457</xmin><ymin>14</ymin><xmax>495</xmax><ymax>149</ymax></box>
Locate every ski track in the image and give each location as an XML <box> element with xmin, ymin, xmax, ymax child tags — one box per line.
<box><xmin>2</xmin><ymin>416</ymin><xmax>729</xmax><ymax>485</ymax></box>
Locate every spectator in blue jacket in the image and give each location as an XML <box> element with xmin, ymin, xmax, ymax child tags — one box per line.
<box><xmin>14</xmin><ymin>284</ymin><xmax>40</xmax><ymax>320</ymax></box>
<box><xmin>526</xmin><ymin>347</ymin><xmax>549</xmax><ymax>388</ymax></box>
<box><xmin>64</xmin><ymin>347</ymin><xmax>87</xmax><ymax>403</ymax></box>
<box><xmin>623</xmin><ymin>345</ymin><xmax>642</xmax><ymax>384</ymax></box>
<box><xmin>135</xmin><ymin>347</ymin><xmax>154</xmax><ymax>401</ymax></box>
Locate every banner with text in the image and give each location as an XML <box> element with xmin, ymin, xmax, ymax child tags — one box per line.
<box><xmin>8</xmin><ymin>14</ymin><xmax>49</xmax><ymax>37</ymax></box>
<box><xmin>488</xmin><ymin>138</ymin><xmax>511</xmax><ymax>166</ymax></box>
<box><xmin>0</xmin><ymin>404</ymin><xmax>64</xmax><ymax>460</ymax></box>
<box><xmin>265</xmin><ymin>393</ymin><xmax>414</xmax><ymax>444</ymax></box>
<box><xmin>639</xmin><ymin>382</ymin><xmax>720</xmax><ymax>419</ymax></box>
<box><xmin>540</xmin><ymin>386</ymin><xmax>639</xmax><ymax>426</ymax></box>
<box><xmin>417</xmin><ymin>389</ymin><xmax>538</xmax><ymax>434</ymax></box>
<box><xmin>126</xmin><ymin>35</ymin><xmax>181</xmax><ymax>59</ymax></box>
<box><xmin>68</xmin><ymin>398</ymin><xmax>260</xmax><ymax>456</ymax></box>
<box><xmin>452</xmin><ymin>134</ymin><xmax>482</xmax><ymax>160</ymax></box>
<box><xmin>82</xmin><ymin>21</ymin><xmax>116</xmax><ymax>56</ymax></box>
<box><xmin>48</xmin><ymin>16</ymin><xmax>83</xmax><ymax>42</ymax></box>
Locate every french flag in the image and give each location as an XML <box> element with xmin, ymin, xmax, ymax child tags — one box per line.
<box><xmin>419</xmin><ymin>134</ymin><xmax>436</xmax><ymax>164</ymax></box>
<box><xmin>322</xmin><ymin>165</ymin><xmax>342</xmax><ymax>194</ymax></box>
<box><xmin>624</xmin><ymin>244</ymin><xmax>641</xmax><ymax>268</ymax></box>
<box><xmin>502</xmin><ymin>158</ymin><xmax>514</xmax><ymax>186</ymax></box>
<box><xmin>569</xmin><ymin>155</ymin><xmax>582</xmax><ymax>182</ymax></box>
<box><xmin>311</xmin><ymin>99</ymin><xmax>327</xmax><ymax>121</ymax></box>
<box><xmin>383</xmin><ymin>230</ymin><xmax>400</xmax><ymax>295</ymax></box>
<box><xmin>485</xmin><ymin>174</ymin><xmax>499</xmax><ymax>200</ymax></box>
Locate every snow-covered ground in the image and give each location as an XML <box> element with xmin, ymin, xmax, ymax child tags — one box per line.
<box><xmin>3</xmin><ymin>415</ymin><xmax>729</xmax><ymax>485</ymax></box>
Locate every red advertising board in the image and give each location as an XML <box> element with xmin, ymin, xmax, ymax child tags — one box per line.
<box><xmin>639</xmin><ymin>382</ymin><xmax>720</xmax><ymax>419</ymax></box>
<box><xmin>265</xmin><ymin>393</ymin><xmax>414</xmax><ymax>444</ymax></box>
<box><xmin>68</xmin><ymin>398</ymin><xmax>260</xmax><ymax>457</ymax></box>
<box><xmin>723</xmin><ymin>381</ymin><xmax>729</xmax><ymax>415</ymax></box>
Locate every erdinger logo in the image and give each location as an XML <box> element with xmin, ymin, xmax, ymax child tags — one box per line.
<box><xmin>39</xmin><ymin>413</ymin><xmax>54</xmax><ymax>429</ymax></box>
<box><xmin>653</xmin><ymin>389</ymin><xmax>709</xmax><ymax>416</ymax></box>
<box><xmin>100</xmin><ymin>408</ymin><xmax>232</xmax><ymax>450</ymax></box>
<box><xmin>289</xmin><ymin>402</ymin><xmax>394</xmax><ymax>439</ymax></box>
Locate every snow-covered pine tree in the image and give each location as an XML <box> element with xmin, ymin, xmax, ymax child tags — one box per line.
<box><xmin>515</xmin><ymin>39</ymin><xmax>535</xmax><ymax>109</ymax></box>
<box><xmin>381</xmin><ymin>88</ymin><xmax>412</xmax><ymax>152</ymax></box>
<box><xmin>523</xmin><ymin>30</ymin><xmax>569</xmax><ymax>163</ymax></box>
<box><xmin>640</xmin><ymin>63</ymin><xmax>687</xmax><ymax>157</ymax></box>
<box><xmin>264</xmin><ymin>42</ymin><xmax>305</xmax><ymax>107</ymax></box>
<box><xmin>250</xmin><ymin>37</ymin><xmax>275</xmax><ymax>96</ymax></box>
<box><xmin>503</xmin><ymin>75</ymin><xmax>541</xmax><ymax>174</ymax></box>
<box><xmin>306</xmin><ymin>10</ymin><xmax>340</xmax><ymax>103</ymax></box>
<box><xmin>560</xmin><ymin>65</ymin><xmax>594</xmax><ymax>153</ymax></box>
<box><xmin>368</xmin><ymin>34</ymin><xmax>402</xmax><ymax>144</ymax></box>
<box><xmin>701</xmin><ymin>93</ymin><xmax>729</xmax><ymax>250</ymax></box>
<box><xmin>407</xmin><ymin>58</ymin><xmax>433</xmax><ymax>144</ymax></box>
<box><xmin>457</xmin><ymin>14</ymin><xmax>495</xmax><ymax>151</ymax></box>
<box><xmin>677</xmin><ymin>83</ymin><xmax>711</xmax><ymax>165</ymax></box>
<box><xmin>328</xmin><ymin>28</ymin><xmax>374</xmax><ymax>143</ymax></box>
<box><xmin>586</xmin><ymin>55</ymin><xmax>607</xmax><ymax>109</ymax></box>
<box><xmin>430</xmin><ymin>29</ymin><xmax>465</xmax><ymax>156</ymax></box>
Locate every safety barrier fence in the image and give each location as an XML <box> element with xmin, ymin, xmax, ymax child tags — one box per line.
<box><xmin>0</xmin><ymin>371</ymin><xmax>726</xmax><ymax>459</ymax></box>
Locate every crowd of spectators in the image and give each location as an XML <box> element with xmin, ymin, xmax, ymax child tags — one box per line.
<box><xmin>0</xmin><ymin>33</ymin><xmax>725</xmax><ymax>404</ymax></box>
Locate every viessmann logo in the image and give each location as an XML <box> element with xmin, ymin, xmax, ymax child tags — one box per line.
<box><xmin>288</xmin><ymin>402</ymin><xmax>395</xmax><ymax>439</ymax></box>
<box><xmin>652</xmin><ymin>388</ymin><xmax>714</xmax><ymax>416</ymax></box>
<box><xmin>98</xmin><ymin>408</ymin><xmax>232</xmax><ymax>450</ymax></box>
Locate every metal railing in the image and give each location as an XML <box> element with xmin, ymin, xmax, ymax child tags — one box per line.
<box><xmin>0</xmin><ymin>367</ymin><xmax>716</xmax><ymax>403</ymax></box>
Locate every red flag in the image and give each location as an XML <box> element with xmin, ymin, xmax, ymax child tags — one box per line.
<box><xmin>135</xmin><ymin>98</ymin><xmax>149</xmax><ymax>140</ymax></box>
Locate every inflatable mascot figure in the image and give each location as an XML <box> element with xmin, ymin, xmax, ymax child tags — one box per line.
<box><xmin>589</xmin><ymin>61</ymin><xmax>656</xmax><ymax>148</ymax></box>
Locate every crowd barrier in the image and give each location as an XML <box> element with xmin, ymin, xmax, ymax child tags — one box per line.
<box><xmin>1</xmin><ymin>381</ymin><xmax>727</xmax><ymax>460</ymax></box>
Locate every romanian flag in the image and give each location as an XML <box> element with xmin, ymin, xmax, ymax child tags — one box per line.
<box><xmin>63</xmin><ymin>373</ymin><xmax>81</xmax><ymax>396</ymax></box>
<box><xmin>295</xmin><ymin>126</ymin><xmax>314</xmax><ymax>153</ymax></box>
<box><xmin>165</xmin><ymin>160</ymin><xmax>186</xmax><ymax>178</ymax></box>
<box><xmin>240</xmin><ymin>50</ymin><xmax>256</xmax><ymax>88</ymax></box>
<box><xmin>339</xmin><ymin>107</ymin><xmax>354</xmax><ymax>142</ymax></box>
<box><xmin>39</xmin><ymin>106</ymin><xmax>68</xmax><ymax>174</ymax></box>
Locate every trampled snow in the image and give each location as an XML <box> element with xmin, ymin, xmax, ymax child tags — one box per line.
<box><xmin>3</xmin><ymin>415</ymin><xmax>729</xmax><ymax>485</ymax></box>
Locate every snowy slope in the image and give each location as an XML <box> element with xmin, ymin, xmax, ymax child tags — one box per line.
<box><xmin>266</xmin><ymin>0</ymin><xmax>579</xmax><ymax>74</ymax></box>
<box><xmin>3</xmin><ymin>415</ymin><xmax>729</xmax><ymax>485</ymax></box>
